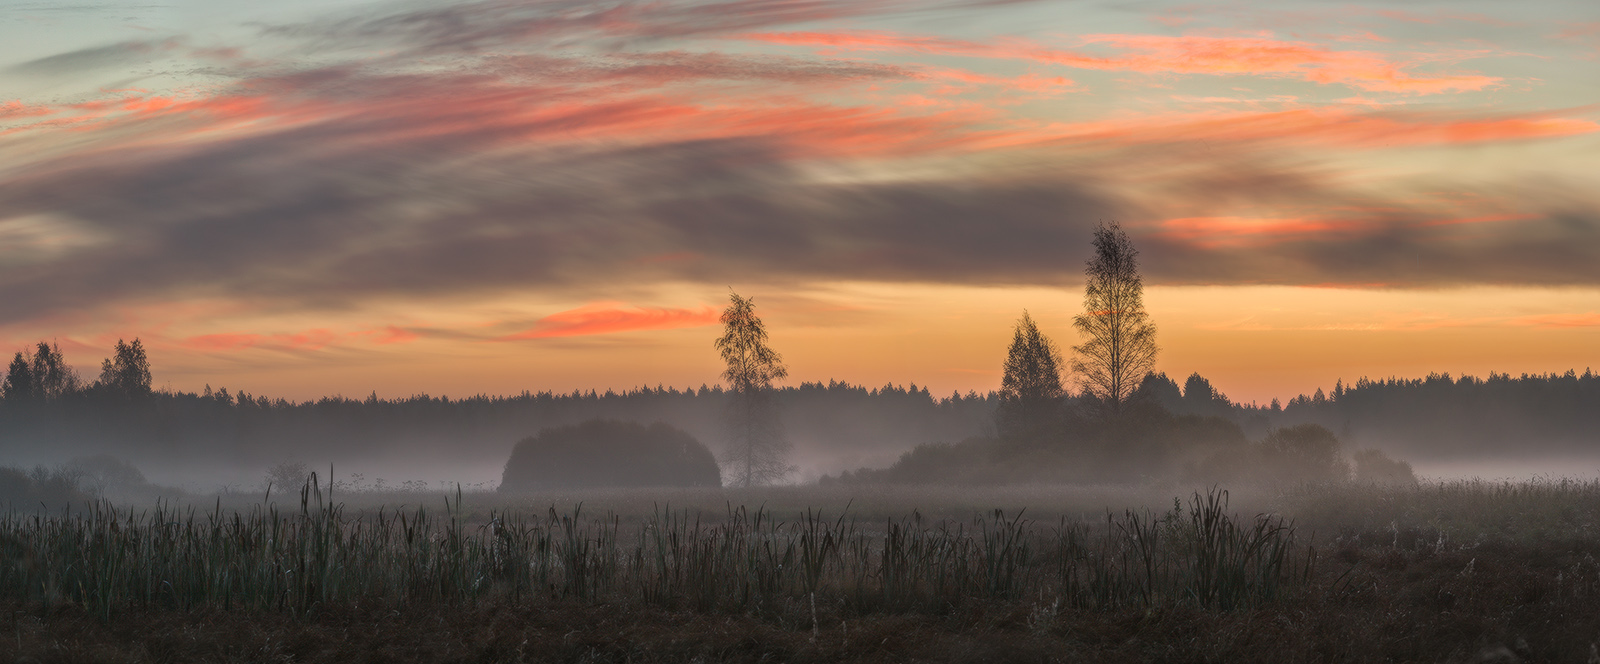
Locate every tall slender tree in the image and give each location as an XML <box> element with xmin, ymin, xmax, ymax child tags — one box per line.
<box><xmin>1071</xmin><ymin>221</ymin><xmax>1159</xmax><ymax>412</ymax></box>
<box><xmin>714</xmin><ymin>292</ymin><xmax>792</xmax><ymax>486</ymax></box>
<box><xmin>995</xmin><ymin>311</ymin><xmax>1065</xmax><ymax>441</ymax></box>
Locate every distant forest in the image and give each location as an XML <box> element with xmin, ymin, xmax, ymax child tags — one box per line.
<box><xmin>0</xmin><ymin>339</ymin><xmax>995</xmax><ymax>481</ymax></box>
<box><xmin>0</xmin><ymin>338</ymin><xmax>1595</xmax><ymax>485</ymax></box>
<box><xmin>1143</xmin><ymin>370</ymin><xmax>1600</xmax><ymax>458</ymax></box>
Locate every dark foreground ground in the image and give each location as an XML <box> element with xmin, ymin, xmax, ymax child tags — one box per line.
<box><xmin>9</xmin><ymin>539</ymin><xmax>1600</xmax><ymax>664</ymax></box>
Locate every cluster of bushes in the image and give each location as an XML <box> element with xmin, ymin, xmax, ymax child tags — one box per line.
<box><xmin>1185</xmin><ymin>423</ymin><xmax>1413</xmax><ymax>486</ymax></box>
<box><xmin>500</xmin><ymin>419</ymin><xmax>721</xmax><ymax>491</ymax></box>
<box><xmin>0</xmin><ymin>455</ymin><xmax>170</xmax><ymax>509</ymax></box>
<box><xmin>823</xmin><ymin>402</ymin><xmax>1415</xmax><ymax>488</ymax></box>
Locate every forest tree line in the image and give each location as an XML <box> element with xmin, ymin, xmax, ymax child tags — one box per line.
<box><xmin>0</xmin><ymin>335</ymin><xmax>1593</xmax><ymax>486</ymax></box>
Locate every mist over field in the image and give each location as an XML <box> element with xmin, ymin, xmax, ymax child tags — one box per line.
<box><xmin>1</xmin><ymin>343</ymin><xmax>1595</xmax><ymax>494</ymax></box>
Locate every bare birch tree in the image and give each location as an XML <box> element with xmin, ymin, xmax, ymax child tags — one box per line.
<box><xmin>715</xmin><ymin>292</ymin><xmax>793</xmax><ymax>486</ymax></box>
<box><xmin>1071</xmin><ymin>222</ymin><xmax>1159</xmax><ymax>412</ymax></box>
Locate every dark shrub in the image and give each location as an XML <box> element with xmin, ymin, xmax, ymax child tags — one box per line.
<box><xmin>0</xmin><ymin>465</ymin><xmax>94</xmax><ymax>509</ymax></box>
<box><xmin>1261</xmin><ymin>424</ymin><xmax>1351</xmax><ymax>483</ymax></box>
<box><xmin>1352</xmin><ymin>449</ymin><xmax>1417</xmax><ymax>485</ymax></box>
<box><xmin>64</xmin><ymin>454</ymin><xmax>148</xmax><ymax>496</ymax></box>
<box><xmin>1187</xmin><ymin>423</ymin><xmax>1356</xmax><ymax>486</ymax></box>
<box><xmin>500</xmin><ymin>419</ymin><xmax>721</xmax><ymax>491</ymax></box>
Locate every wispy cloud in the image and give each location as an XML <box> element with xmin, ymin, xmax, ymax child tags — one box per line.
<box><xmin>1507</xmin><ymin>313</ymin><xmax>1600</xmax><ymax>328</ymax></box>
<box><xmin>183</xmin><ymin>329</ymin><xmax>339</xmax><ymax>352</ymax></box>
<box><xmin>744</xmin><ymin>30</ymin><xmax>1504</xmax><ymax>94</ymax></box>
<box><xmin>500</xmin><ymin>303</ymin><xmax>719</xmax><ymax>340</ymax></box>
<box><xmin>7</xmin><ymin>40</ymin><xmax>178</xmax><ymax>75</ymax></box>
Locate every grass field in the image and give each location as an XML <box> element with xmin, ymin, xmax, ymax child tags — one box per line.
<box><xmin>6</xmin><ymin>479</ymin><xmax>1600</xmax><ymax>662</ymax></box>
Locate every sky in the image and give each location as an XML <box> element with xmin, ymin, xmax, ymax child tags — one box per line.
<box><xmin>0</xmin><ymin>0</ymin><xmax>1596</xmax><ymax>405</ymax></box>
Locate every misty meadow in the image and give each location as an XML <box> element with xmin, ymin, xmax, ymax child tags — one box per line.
<box><xmin>1</xmin><ymin>222</ymin><xmax>1597</xmax><ymax>663</ymax></box>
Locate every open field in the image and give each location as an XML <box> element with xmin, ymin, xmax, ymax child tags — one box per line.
<box><xmin>6</xmin><ymin>480</ymin><xmax>1600</xmax><ymax>662</ymax></box>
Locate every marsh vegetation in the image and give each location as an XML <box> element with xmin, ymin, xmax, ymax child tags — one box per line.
<box><xmin>5</xmin><ymin>478</ymin><xmax>1600</xmax><ymax>662</ymax></box>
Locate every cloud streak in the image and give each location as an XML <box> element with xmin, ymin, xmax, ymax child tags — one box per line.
<box><xmin>743</xmin><ymin>30</ymin><xmax>1504</xmax><ymax>93</ymax></box>
<box><xmin>501</xmin><ymin>304</ymin><xmax>720</xmax><ymax>340</ymax></box>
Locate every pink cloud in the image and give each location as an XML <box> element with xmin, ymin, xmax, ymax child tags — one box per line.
<box><xmin>981</xmin><ymin>108</ymin><xmax>1600</xmax><ymax>151</ymax></box>
<box><xmin>743</xmin><ymin>30</ymin><xmax>1502</xmax><ymax>94</ymax></box>
<box><xmin>501</xmin><ymin>303</ymin><xmax>719</xmax><ymax>340</ymax></box>
<box><xmin>7</xmin><ymin>73</ymin><xmax>996</xmax><ymax>159</ymax></box>
<box><xmin>0</xmin><ymin>101</ymin><xmax>53</xmax><ymax>120</ymax></box>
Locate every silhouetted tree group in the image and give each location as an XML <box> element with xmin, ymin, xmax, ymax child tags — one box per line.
<box><xmin>826</xmin><ymin>223</ymin><xmax>1424</xmax><ymax>487</ymax></box>
<box><xmin>3</xmin><ymin>339</ymin><xmax>149</xmax><ymax>403</ymax></box>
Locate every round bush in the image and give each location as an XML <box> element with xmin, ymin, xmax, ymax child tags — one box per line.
<box><xmin>500</xmin><ymin>419</ymin><xmax>721</xmax><ymax>491</ymax></box>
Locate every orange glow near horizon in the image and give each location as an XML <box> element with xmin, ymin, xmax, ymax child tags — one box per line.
<box><xmin>4</xmin><ymin>284</ymin><xmax>1593</xmax><ymax>409</ymax></box>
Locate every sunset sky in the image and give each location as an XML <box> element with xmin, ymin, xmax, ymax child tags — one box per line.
<box><xmin>1</xmin><ymin>0</ymin><xmax>1597</xmax><ymax>405</ymax></box>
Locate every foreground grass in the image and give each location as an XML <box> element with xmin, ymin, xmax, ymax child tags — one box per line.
<box><xmin>7</xmin><ymin>480</ymin><xmax>1600</xmax><ymax>662</ymax></box>
<box><xmin>9</xmin><ymin>538</ymin><xmax>1600</xmax><ymax>664</ymax></box>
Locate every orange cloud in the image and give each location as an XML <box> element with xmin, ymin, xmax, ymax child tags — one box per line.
<box><xmin>1507</xmin><ymin>313</ymin><xmax>1600</xmax><ymax>329</ymax></box>
<box><xmin>501</xmin><ymin>303</ymin><xmax>719</xmax><ymax>340</ymax></box>
<box><xmin>1154</xmin><ymin>216</ymin><xmax>1363</xmax><ymax>248</ymax></box>
<box><xmin>183</xmin><ymin>333</ymin><xmax>263</xmax><ymax>351</ymax></box>
<box><xmin>181</xmin><ymin>329</ymin><xmax>338</xmax><ymax>352</ymax></box>
<box><xmin>350</xmin><ymin>326</ymin><xmax>420</xmax><ymax>345</ymax></box>
<box><xmin>744</xmin><ymin>30</ymin><xmax>1502</xmax><ymax>94</ymax></box>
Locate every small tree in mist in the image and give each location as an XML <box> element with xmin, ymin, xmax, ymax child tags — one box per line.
<box><xmin>98</xmin><ymin>338</ymin><xmax>152</xmax><ymax>398</ymax></box>
<box><xmin>1071</xmin><ymin>221</ymin><xmax>1159</xmax><ymax>413</ymax></box>
<box><xmin>995</xmin><ymin>311</ymin><xmax>1065</xmax><ymax>442</ymax></box>
<box><xmin>715</xmin><ymin>292</ymin><xmax>792</xmax><ymax>487</ymax></box>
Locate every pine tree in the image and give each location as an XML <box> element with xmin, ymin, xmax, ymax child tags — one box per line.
<box><xmin>2</xmin><ymin>351</ymin><xmax>36</xmax><ymax>401</ymax></box>
<box><xmin>995</xmin><ymin>311</ymin><xmax>1064</xmax><ymax>441</ymax></box>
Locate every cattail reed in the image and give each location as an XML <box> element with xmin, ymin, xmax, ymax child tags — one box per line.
<box><xmin>0</xmin><ymin>486</ymin><xmax>1310</xmax><ymax>618</ymax></box>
